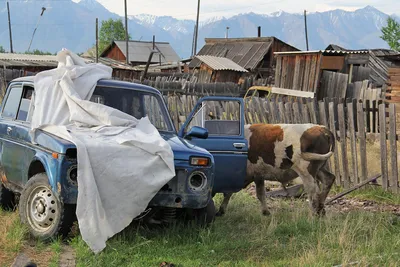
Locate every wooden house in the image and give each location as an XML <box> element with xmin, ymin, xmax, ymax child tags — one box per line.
<box><xmin>189</xmin><ymin>37</ymin><xmax>299</xmax><ymax>83</ymax></box>
<box><xmin>100</xmin><ymin>40</ymin><xmax>181</xmax><ymax>67</ymax></box>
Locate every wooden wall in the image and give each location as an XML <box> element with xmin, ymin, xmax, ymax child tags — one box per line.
<box><xmin>274</xmin><ymin>53</ymin><xmax>322</xmax><ymax>92</ymax></box>
<box><xmin>102</xmin><ymin>45</ymin><xmax>126</xmax><ymax>62</ymax></box>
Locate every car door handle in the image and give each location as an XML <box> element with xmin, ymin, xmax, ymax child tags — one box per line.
<box><xmin>7</xmin><ymin>127</ymin><xmax>12</xmax><ymax>134</ymax></box>
<box><xmin>233</xmin><ymin>143</ymin><xmax>246</xmax><ymax>149</ymax></box>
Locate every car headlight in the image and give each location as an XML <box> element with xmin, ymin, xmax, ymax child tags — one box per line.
<box><xmin>67</xmin><ymin>166</ymin><xmax>78</xmax><ymax>186</ymax></box>
<box><xmin>188</xmin><ymin>171</ymin><xmax>207</xmax><ymax>192</ymax></box>
<box><xmin>190</xmin><ymin>157</ymin><xmax>210</xmax><ymax>166</ymax></box>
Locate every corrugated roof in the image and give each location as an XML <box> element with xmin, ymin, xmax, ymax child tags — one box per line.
<box><xmin>274</xmin><ymin>50</ymin><xmax>369</xmax><ymax>55</ymax></box>
<box><xmin>189</xmin><ymin>38</ymin><xmax>275</xmax><ymax>70</ymax></box>
<box><xmin>195</xmin><ymin>55</ymin><xmax>248</xmax><ymax>72</ymax></box>
<box><xmin>0</xmin><ymin>53</ymin><xmax>58</xmax><ymax>68</ymax></box>
<box><xmin>112</xmin><ymin>41</ymin><xmax>181</xmax><ymax>64</ymax></box>
<box><xmin>0</xmin><ymin>53</ymin><xmax>136</xmax><ymax>71</ymax></box>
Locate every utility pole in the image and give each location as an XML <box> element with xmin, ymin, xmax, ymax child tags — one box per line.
<box><xmin>304</xmin><ymin>10</ymin><xmax>309</xmax><ymax>51</ymax></box>
<box><xmin>7</xmin><ymin>2</ymin><xmax>13</xmax><ymax>53</ymax></box>
<box><xmin>191</xmin><ymin>25</ymin><xmax>196</xmax><ymax>57</ymax></box>
<box><xmin>95</xmin><ymin>18</ymin><xmax>99</xmax><ymax>62</ymax></box>
<box><xmin>226</xmin><ymin>26</ymin><xmax>229</xmax><ymax>39</ymax></box>
<box><xmin>124</xmin><ymin>0</ymin><xmax>129</xmax><ymax>64</ymax></box>
<box><xmin>28</xmin><ymin>7</ymin><xmax>46</xmax><ymax>52</ymax></box>
<box><xmin>193</xmin><ymin>0</ymin><xmax>200</xmax><ymax>56</ymax></box>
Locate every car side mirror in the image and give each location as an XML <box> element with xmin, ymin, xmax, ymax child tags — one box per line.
<box><xmin>184</xmin><ymin>126</ymin><xmax>208</xmax><ymax>140</ymax></box>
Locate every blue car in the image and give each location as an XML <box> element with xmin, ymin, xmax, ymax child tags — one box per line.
<box><xmin>0</xmin><ymin>77</ymin><xmax>248</xmax><ymax>240</ymax></box>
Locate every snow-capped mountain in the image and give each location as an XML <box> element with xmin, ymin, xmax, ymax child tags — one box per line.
<box><xmin>0</xmin><ymin>1</ymin><xmax>396</xmax><ymax>59</ymax></box>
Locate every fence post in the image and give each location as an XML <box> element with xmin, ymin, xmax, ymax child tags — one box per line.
<box><xmin>293</xmin><ymin>101</ymin><xmax>301</xmax><ymax>124</ymax></box>
<box><xmin>338</xmin><ymin>103</ymin><xmax>350</xmax><ymax>188</ymax></box>
<box><xmin>389</xmin><ymin>104</ymin><xmax>398</xmax><ymax>193</ymax></box>
<box><xmin>357</xmin><ymin>101</ymin><xmax>368</xmax><ymax>182</ymax></box>
<box><xmin>347</xmin><ymin>101</ymin><xmax>359</xmax><ymax>184</ymax></box>
<box><xmin>284</xmin><ymin>102</ymin><xmax>293</xmax><ymax>124</ymax></box>
<box><xmin>278</xmin><ymin>100</ymin><xmax>286</xmax><ymax>123</ymax></box>
<box><xmin>329</xmin><ymin>102</ymin><xmax>341</xmax><ymax>186</ymax></box>
<box><xmin>379</xmin><ymin>103</ymin><xmax>389</xmax><ymax>191</ymax></box>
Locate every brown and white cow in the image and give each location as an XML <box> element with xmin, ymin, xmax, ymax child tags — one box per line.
<box><xmin>216</xmin><ymin>123</ymin><xmax>336</xmax><ymax>216</ymax></box>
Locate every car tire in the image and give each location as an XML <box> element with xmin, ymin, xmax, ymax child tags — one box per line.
<box><xmin>19</xmin><ymin>173</ymin><xmax>75</xmax><ymax>240</ymax></box>
<box><xmin>194</xmin><ymin>199</ymin><xmax>216</xmax><ymax>227</ymax></box>
<box><xmin>0</xmin><ymin>183</ymin><xmax>16</xmax><ymax>211</ymax></box>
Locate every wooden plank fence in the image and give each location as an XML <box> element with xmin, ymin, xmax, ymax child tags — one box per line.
<box><xmin>166</xmin><ymin>95</ymin><xmax>400</xmax><ymax>193</ymax></box>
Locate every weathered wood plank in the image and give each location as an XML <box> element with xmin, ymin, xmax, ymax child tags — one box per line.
<box><xmin>357</xmin><ymin>102</ymin><xmax>368</xmax><ymax>182</ymax></box>
<box><xmin>329</xmin><ymin>102</ymin><xmax>341</xmax><ymax>185</ymax></box>
<box><xmin>284</xmin><ymin>102</ymin><xmax>293</xmax><ymax>123</ymax></box>
<box><xmin>347</xmin><ymin>101</ymin><xmax>359</xmax><ymax>184</ymax></box>
<box><xmin>338</xmin><ymin>103</ymin><xmax>350</xmax><ymax>188</ymax></box>
<box><xmin>271</xmin><ymin>87</ymin><xmax>315</xmax><ymax>98</ymax></box>
<box><xmin>275</xmin><ymin>56</ymin><xmax>282</xmax><ymax>87</ymax></box>
<box><xmin>389</xmin><ymin>104</ymin><xmax>398</xmax><ymax>193</ymax></box>
<box><xmin>293</xmin><ymin>102</ymin><xmax>301</xmax><ymax>124</ymax></box>
<box><xmin>379</xmin><ymin>103</ymin><xmax>388</xmax><ymax>191</ymax></box>
<box><xmin>302</xmin><ymin>104</ymin><xmax>310</xmax><ymax>123</ymax></box>
<box><xmin>278</xmin><ymin>101</ymin><xmax>286</xmax><ymax>123</ymax></box>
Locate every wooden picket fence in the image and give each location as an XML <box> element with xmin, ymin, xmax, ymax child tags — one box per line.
<box><xmin>165</xmin><ymin>95</ymin><xmax>399</xmax><ymax>193</ymax></box>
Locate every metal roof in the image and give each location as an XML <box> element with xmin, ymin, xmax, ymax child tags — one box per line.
<box><xmin>195</xmin><ymin>55</ymin><xmax>248</xmax><ymax>72</ymax></box>
<box><xmin>111</xmin><ymin>41</ymin><xmax>181</xmax><ymax>64</ymax></box>
<box><xmin>274</xmin><ymin>50</ymin><xmax>369</xmax><ymax>56</ymax></box>
<box><xmin>189</xmin><ymin>38</ymin><xmax>276</xmax><ymax>70</ymax></box>
<box><xmin>0</xmin><ymin>53</ymin><xmax>58</xmax><ymax>68</ymax></box>
<box><xmin>0</xmin><ymin>53</ymin><xmax>136</xmax><ymax>71</ymax></box>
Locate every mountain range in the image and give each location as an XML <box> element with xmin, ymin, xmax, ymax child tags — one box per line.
<box><xmin>0</xmin><ymin>0</ymin><xmax>398</xmax><ymax>59</ymax></box>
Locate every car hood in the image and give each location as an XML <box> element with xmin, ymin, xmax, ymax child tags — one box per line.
<box><xmin>160</xmin><ymin>132</ymin><xmax>211</xmax><ymax>161</ymax></box>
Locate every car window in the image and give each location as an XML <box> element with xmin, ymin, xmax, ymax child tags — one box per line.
<box><xmin>143</xmin><ymin>95</ymin><xmax>168</xmax><ymax>131</ymax></box>
<box><xmin>16</xmin><ymin>87</ymin><xmax>34</xmax><ymax>122</ymax></box>
<box><xmin>2</xmin><ymin>85</ymin><xmax>23</xmax><ymax>119</ymax></box>
<box><xmin>186</xmin><ymin>100</ymin><xmax>241</xmax><ymax>136</ymax></box>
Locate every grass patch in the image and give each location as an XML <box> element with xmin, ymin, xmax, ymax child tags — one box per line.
<box><xmin>0</xmin><ymin>208</ymin><xmax>61</xmax><ymax>267</ymax></box>
<box><xmin>69</xmin><ymin>192</ymin><xmax>400</xmax><ymax>267</ymax></box>
<box><xmin>0</xmin><ymin>208</ymin><xmax>27</xmax><ymax>267</ymax></box>
<box><xmin>2</xmin><ymin>190</ymin><xmax>400</xmax><ymax>267</ymax></box>
<box><xmin>347</xmin><ymin>186</ymin><xmax>400</xmax><ymax>205</ymax></box>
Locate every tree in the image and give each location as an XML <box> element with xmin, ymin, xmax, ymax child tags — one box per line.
<box><xmin>89</xmin><ymin>18</ymin><xmax>131</xmax><ymax>58</ymax></box>
<box><xmin>0</xmin><ymin>46</ymin><xmax>5</xmax><ymax>53</ymax></box>
<box><xmin>380</xmin><ymin>17</ymin><xmax>400</xmax><ymax>51</ymax></box>
<box><xmin>24</xmin><ymin>49</ymin><xmax>54</xmax><ymax>55</ymax></box>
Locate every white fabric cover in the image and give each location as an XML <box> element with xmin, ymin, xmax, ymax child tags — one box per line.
<box><xmin>30</xmin><ymin>49</ymin><xmax>175</xmax><ymax>253</ymax></box>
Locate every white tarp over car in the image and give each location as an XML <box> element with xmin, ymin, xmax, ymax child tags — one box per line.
<box><xmin>30</xmin><ymin>49</ymin><xmax>176</xmax><ymax>253</ymax></box>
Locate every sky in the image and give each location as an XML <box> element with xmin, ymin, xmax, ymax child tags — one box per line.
<box><xmin>75</xmin><ymin>0</ymin><xmax>400</xmax><ymax>20</ymax></box>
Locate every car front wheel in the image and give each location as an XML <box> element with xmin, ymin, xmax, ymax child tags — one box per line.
<box><xmin>19</xmin><ymin>173</ymin><xmax>75</xmax><ymax>240</ymax></box>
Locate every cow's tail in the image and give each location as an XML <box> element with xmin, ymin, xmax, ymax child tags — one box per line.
<box><xmin>300</xmin><ymin>151</ymin><xmax>333</xmax><ymax>161</ymax></box>
<box><xmin>300</xmin><ymin>127</ymin><xmax>335</xmax><ymax>161</ymax></box>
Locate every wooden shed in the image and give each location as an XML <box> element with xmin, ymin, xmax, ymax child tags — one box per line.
<box><xmin>273</xmin><ymin>50</ymin><xmax>369</xmax><ymax>99</ymax></box>
<box><xmin>193</xmin><ymin>55</ymin><xmax>248</xmax><ymax>83</ymax></box>
<box><xmin>189</xmin><ymin>37</ymin><xmax>299</xmax><ymax>82</ymax></box>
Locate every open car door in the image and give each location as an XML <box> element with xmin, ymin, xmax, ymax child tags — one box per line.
<box><xmin>178</xmin><ymin>96</ymin><xmax>248</xmax><ymax>194</ymax></box>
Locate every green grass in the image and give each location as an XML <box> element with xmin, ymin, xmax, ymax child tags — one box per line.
<box><xmin>68</xmin><ymin>192</ymin><xmax>400</xmax><ymax>267</ymax></box>
<box><xmin>2</xmin><ymin>190</ymin><xmax>400</xmax><ymax>267</ymax></box>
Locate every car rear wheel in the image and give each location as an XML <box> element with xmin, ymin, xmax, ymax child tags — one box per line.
<box><xmin>19</xmin><ymin>173</ymin><xmax>75</xmax><ymax>240</ymax></box>
<box><xmin>0</xmin><ymin>183</ymin><xmax>16</xmax><ymax>211</ymax></box>
<box><xmin>194</xmin><ymin>199</ymin><xmax>216</xmax><ymax>227</ymax></box>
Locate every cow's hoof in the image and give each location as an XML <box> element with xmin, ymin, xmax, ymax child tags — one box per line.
<box><xmin>262</xmin><ymin>209</ymin><xmax>271</xmax><ymax>216</ymax></box>
<box><xmin>215</xmin><ymin>210</ymin><xmax>225</xmax><ymax>217</ymax></box>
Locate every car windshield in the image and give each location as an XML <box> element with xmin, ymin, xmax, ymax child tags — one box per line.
<box><xmin>91</xmin><ymin>86</ymin><xmax>173</xmax><ymax>132</ymax></box>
